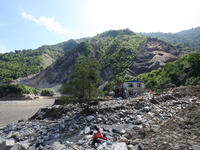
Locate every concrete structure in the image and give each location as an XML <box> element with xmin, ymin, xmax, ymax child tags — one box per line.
<box><xmin>114</xmin><ymin>80</ymin><xmax>145</xmax><ymax>95</ymax></box>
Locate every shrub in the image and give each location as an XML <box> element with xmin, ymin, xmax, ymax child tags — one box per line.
<box><xmin>41</xmin><ymin>88</ymin><xmax>54</xmax><ymax>96</ymax></box>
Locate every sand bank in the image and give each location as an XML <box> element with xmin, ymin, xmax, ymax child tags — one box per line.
<box><xmin>0</xmin><ymin>98</ymin><xmax>55</xmax><ymax>127</ymax></box>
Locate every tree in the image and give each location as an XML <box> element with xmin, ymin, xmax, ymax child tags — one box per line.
<box><xmin>61</xmin><ymin>55</ymin><xmax>102</xmax><ymax>110</ymax></box>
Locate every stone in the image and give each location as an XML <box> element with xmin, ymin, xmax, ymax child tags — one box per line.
<box><xmin>50</xmin><ymin>142</ymin><xmax>66</xmax><ymax>150</ymax></box>
<box><xmin>192</xmin><ymin>145</ymin><xmax>200</xmax><ymax>150</ymax></box>
<box><xmin>119</xmin><ymin>137</ymin><xmax>129</xmax><ymax>145</ymax></box>
<box><xmin>150</xmin><ymin>125</ymin><xmax>160</xmax><ymax>132</ymax></box>
<box><xmin>119</xmin><ymin>129</ymin><xmax>126</xmax><ymax>134</ymax></box>
<box><xmin>11</xmin><ymin>132</ymin><xmax>20</xmax><ymax>138</ymax></box>
<box><xmin>54</xmin><ymin>133</ymin><xmax>60</xmax><ymax>139</ymax></box>
<box><xmin>143</xmin><ymin>107</ymin><xmax>150</xmax><ymax>112</ymax></box>
<box><xmin>135</xmin><ymin>143</ymin><xmax>143</xmax><ymax>150</ymax></box>
<box><xmin>132</xmin><ymin>120</ymin><xmax>142</xmax><ymax>125</ymax></box>
<box><xmin>10</xmin><ymin>142</ymin><xmax>22</xmax><ymax>150</ymax></box>
<box><xmin>112</xmin><ymin>129</ymin><xmax>120</xmax><ymax>134</ymax></box>
<box><xmin>87</xmin><ymin>115</ymin><xmax>95</xmax><ymax>122</ymax></box>
<box><xmin>68</xmin><ymin>125</ymin><xmax>74</xmax><ymax>132</ymax></box>
<box><xmin>28</xmin><ymin>145</ymin><xmax>36</xmax><ymax>150</ymax></box>
<box><xmin>5</xmin><ymin>139</ymin><xmax>15</xmax><ymax>150</ymax></box>
<box><xmin>111</xmin><ymin>142</ymin><xmax>128</xmax><ymax>150</ymax></box>
<box><xmin>21</xmin><ymin>143</ymin><xmax>30</xmax><ymax>150</ymax></box>
<box><xmin>0</xmin><ymin>138</ymin><xmax>6</xmax><ymax>150</ymax></box>
<box><xmin>77</xmin><ymin>140</ymin><xmax>82</xmax><ymax>145</ymax></box>
<box><xmin>84</xmin><ymin>127</ymin><xmax>90</xmax><ymax>134</ymax></box>
<box><xmin>98</xmin><ymin>118</ymin><xmax>102</xmax><ymax>122</ymax></box>
<box><xmin>149</xmin><ymin>97</ymin><xmax>159</xmax><ymax>104</ymax></box>
<box><xmin>96</xmin><ymin>142</ymin><xmax>107</xmax><ymax>150</ymax></box>
<box><xmin>127</xmin><ymin>144</ymin><xmax>136</xmax><ymax>150</ymax></box>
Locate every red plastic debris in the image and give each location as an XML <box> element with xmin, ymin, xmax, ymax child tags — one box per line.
<box><xmin>92</xmin><ymin>130</ymin><xmax>107</xmax><ymax>142</ymax></box>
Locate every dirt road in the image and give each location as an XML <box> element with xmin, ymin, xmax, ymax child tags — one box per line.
<box><xmin>0</xmin><ymin>98</ymin><xmax>55</xmax><ymax>127</ymax></box>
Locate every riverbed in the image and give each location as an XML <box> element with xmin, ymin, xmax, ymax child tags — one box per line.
<box><xmin>0</xmin><ymin>98</ymin><xmax>55</xmax><ymax>127</ymax></box>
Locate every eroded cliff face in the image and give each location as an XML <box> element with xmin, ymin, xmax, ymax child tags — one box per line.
<box><xmin>13</xmin><ymin>52</ymin><xmax>80</xmax><ymax>94</ymax></box>
<box><xmin>126</xmin><ymin>38</ymin><xmax>188</xmax><ymax>76</ymax></box>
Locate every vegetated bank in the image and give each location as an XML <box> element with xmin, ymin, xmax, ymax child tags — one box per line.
<box><xmin>0</xmin><ymin>84</ymin><xmax>40</xmax><ymax>100</ymax></box>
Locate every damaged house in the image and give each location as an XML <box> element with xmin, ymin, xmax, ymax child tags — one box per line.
<box><xmin>114</xmin><ymin>80</ymin><xmax>145</xmax><ymax>98</ymax></box>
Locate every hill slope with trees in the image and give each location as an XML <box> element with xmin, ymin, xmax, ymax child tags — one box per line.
<box><xmin>13</xmin><ymin>29</ymin><xmax>187</xmax><ymax>93</ymax></box>
<box><xmin>0</xmin><ymin>37</ymin><xmax>89</xmax><ymax>83</ymax></box>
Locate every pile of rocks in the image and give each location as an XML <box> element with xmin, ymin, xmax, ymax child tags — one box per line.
<box><xmin>0</xmin><ymin>90</ymin><xmax>199</xmax><ymax>150</ymax></box>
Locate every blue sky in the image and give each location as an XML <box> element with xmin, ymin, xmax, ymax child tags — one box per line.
<box><xmin>0</xmin><ymin>0</ymin><xmax>200</xmax><ymax>53</ymax></box>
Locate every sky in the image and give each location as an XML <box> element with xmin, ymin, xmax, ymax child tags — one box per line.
<box><xmin>0</xmin><ymin>0</ymin><xmax>200</xmax><ymax>53</ymax></box>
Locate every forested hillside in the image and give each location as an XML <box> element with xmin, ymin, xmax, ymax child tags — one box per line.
<box><xmin>138</xmin><ymin>26</ymin><xmax>200</xmax><ymax>51</ymax></box>
<box><xmin>65</xmin><ymin>29</ymin><xmax>185</xmax><ymax>90</ymax></box>
<box><xmin>134</xmin><ymin>52</ymin><xmax>200</xmax><ymax>90</ymax></box>
<box><xmin>0</xmin><ymin>37</ymin><xmax>89</xmax><ymax>82</ymax></box>
<box><xmin>70</xmin><ymin>29</ymin><xmax>147</xmax><ymax>81</ymax></box>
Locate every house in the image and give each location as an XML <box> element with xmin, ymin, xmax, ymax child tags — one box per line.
<box><xmin>114</xmin><ymin>80</ymin><xmax>145</xmax><ymax>96</ymax></box>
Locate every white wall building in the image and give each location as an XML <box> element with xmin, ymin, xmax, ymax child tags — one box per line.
<box><xmin>114</xmin><ymin>80</ymin><xmax>145</xmax><ymax>95</ymax></box>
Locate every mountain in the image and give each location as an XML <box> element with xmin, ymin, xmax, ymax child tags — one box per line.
<box><xmin>138</xmin><ymin>26</ymin><xmax>200</xmax><ymax>52</ymax></box>
<box><xmin>12</xmin><ymin>29</ymin><xmax>187</xmax><ymax>93</ymax></box>
<box><xmin>0</xmin><ymin>37</ymin><xmax>90</xmax><ymax>83</ymax></box>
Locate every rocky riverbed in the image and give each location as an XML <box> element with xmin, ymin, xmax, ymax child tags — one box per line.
<box><xmin>0</xmin><ymin>86</ymin><xmax>200</xmax><ymax>150</ymax></box>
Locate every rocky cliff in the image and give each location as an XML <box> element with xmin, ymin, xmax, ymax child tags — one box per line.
<box><xmin>126</xmin><ymin>38</ymin><xmax>188</xmax><ymax>76</ymax></box>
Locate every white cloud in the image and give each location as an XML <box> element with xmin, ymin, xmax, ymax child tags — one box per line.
<box><xmin>22</xmin><ymin>12</ymin><xmax>68</xmax><ymax>34</ymax></box>
<box><xmin>84</xmin><ymin>0</ymin><xmax>200</xmax><ymax>33</ymax></box>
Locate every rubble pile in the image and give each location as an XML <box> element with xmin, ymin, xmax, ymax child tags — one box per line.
<box><xmin>0</xmin><ymin>89</ymin><xmax>200</xmax><ymax>150</ymax></box>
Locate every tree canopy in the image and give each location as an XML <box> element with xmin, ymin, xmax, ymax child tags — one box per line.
<box><xmin>61</xmin><ymin>55</ymin><xmax>102</xmax><ymax>109</ymax></box>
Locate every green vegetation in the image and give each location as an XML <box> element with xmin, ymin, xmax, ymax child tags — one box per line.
<box><xmin>0</xmin><ymin>38</ymin><xmax>89</xmax><ymax>83</ymax></box>
<box><xmin>70</xmin><ymin>29</ymin><xmax>147</xmax><ymax>91</ymax></box>
<box><xmin>138</xmin><ymin>26</ymin><xmax>200</xmax><ymax>52</ymax></box>
<box><xmin>41</xmin><ymin>88</ymin><xmax>54</xmax><ymax>96</ymax></box>
<box><xmin>133</xmin><ymin>52</ymin><xmax>200</xmax><ymax>90</ymax></box>
<box><xmin>61</xmin><ymin>55</ymin><xmax>102</xmax><ymax>109</ymax></box>
<box><xmin>0</xmin><ymin>84</ymin><xmax>40</xmax><ymax>96</ymax></box>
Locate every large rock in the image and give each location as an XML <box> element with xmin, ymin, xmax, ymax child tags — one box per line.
<box><xmin>10</xmin><ymin>143</ymin><xmax>21</xmax><ymax>150</ymax></box>
<box><xmin>50</xmin><ymin>142</ymin><xmax>66</xmax><ymax>150</ymax></box>
<box><xmin>5</xmin><ymin>139</ymin><xmax>15</xmax><ymax>150</ymax></box>
<box><xmin>111</xmin><ymin>142</ymin><xmax>128</xmax><ymax>150</ymax></box>
<box><xmin>0</xmin><ymin>138</ymin><xmax>6</xmax><ymax>150</ymax></box>
<box><xmin>87</xmin><ymin>115</ymin><xmax>95</xmax><ymax>122</ymax></box>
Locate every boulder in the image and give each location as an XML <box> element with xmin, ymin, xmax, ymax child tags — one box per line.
<box><xmin>5</xmin><ymin>139</ymin><xmax>15</xmax><ymax>150</ymax></box>
<box><xmin>87</xmin><ymin>115</ymin><xmax>95</xmax><ymax>122</ymax></box>
<box><xmin>149</xmin><ymin>97</ymin><xmax>159</xmax><ymax>104</ymax></box>
<box><xmin>10</xmin><ymin>143</ymin><xmax>21</xmax><ymax>150</ymax></box>
<box><xmin>84</xmin><ymin>127</ymin><xmax>90</xmax><ymax>134</ymax></box>
<box><xmin>96</xmin><ymin>142</ymin><xmax>107</xmax><ymax>150</ymax></box>
<box><xmin>127</xmin><ymin>145</ymin><xmax>136</xmax><ymax>150</ymax></box>
<box><xmin>111</xmin><ymin>142</ymin><xmax>128</xmax><ymax>150</ymax></box>
<box><xmin>50</xmin><ymin>142</ymin><xmax>66</xmax><ymax>150</ymax></box>
<box><xmin>0</xmin><ymin>138</ymin><xmax>6</xmax><ymax>150</ymax></box>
